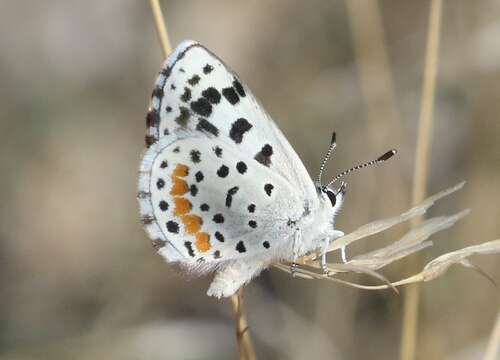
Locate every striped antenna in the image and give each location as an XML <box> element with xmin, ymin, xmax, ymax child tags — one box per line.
<box><xmin>325</xmin><ymin>149</ymin><xmax>397</xmax><ymax>188</ymax></box>
<box><xmin>316</xmin><ymin>132</ymin><xmax>337</xmax><ymax>187</ymax></box>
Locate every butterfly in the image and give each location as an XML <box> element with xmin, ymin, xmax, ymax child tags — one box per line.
<box><xmin>138</xmin><ymin>40</ymin><xmax>396</xmax><ymax>298</ymax></box>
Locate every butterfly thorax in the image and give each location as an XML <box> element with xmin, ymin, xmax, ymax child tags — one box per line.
<box><xmin>282</xmin><ymin>192</ymin><xmax>341</xmax><ymax>259</ymax></box>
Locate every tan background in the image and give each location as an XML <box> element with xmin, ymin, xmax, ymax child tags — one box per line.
<box><xmin>0</xmin><ymin>1</ymin><xmax>499</xmax><ymax>359</ymax></box>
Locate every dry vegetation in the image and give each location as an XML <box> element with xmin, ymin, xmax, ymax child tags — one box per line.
<box><xmin>1</xmin><ymin>1</ymin><xmax>499</xmax><ymax>359</ymax></box>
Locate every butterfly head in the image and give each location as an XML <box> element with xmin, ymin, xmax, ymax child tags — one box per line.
<box><xmin>319</xmin><ymin>182</ymin><xmax>347</xmax><ymax>215</ymax></box>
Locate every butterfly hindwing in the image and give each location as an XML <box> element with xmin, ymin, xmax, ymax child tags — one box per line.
<box><xmin>139</xmin><ymin>136</ymin><xmax>304</xmax><ymax>265</ymax></box>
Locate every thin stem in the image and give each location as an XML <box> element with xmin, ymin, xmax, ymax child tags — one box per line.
<box><xmin>147</xmin><ymin>3</ymin><xmax>255</xmax><ymax>359</ymax></box>
<box><xmin>346</xmin><ymin>0</ymin><xmax>401</xmax><ymax>146</ymax></box>
<box><xmin>230</xmin><ymin>289</ymin><xmax>257</xmax><ymax>360</ymax></box>
<box><xmin>149</xmin><ymin>0</ymin><xmax>171</xmax><ymax>57</ymax></box>
<box><xmin>484</xmin><ymin>308</ymin><xmax>500</xmax><ymax>360</ymax></box>
<box><xmin>401</xmin><ymin>1</ymin><xmax>443</xmax><ymax>360</ymax></box>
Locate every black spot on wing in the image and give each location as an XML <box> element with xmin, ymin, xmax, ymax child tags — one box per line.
<box><xmin>213</xmin><ymin>146</ymin><xmax>223</xmax><ymax>157</ymax></box>
<box><xmin>229</xmin><ymin>118</ymin><xmax>253</xmax><ymax>144</ymax></box>
<box><xmin>248</xmin><ymin>220</ymin><xmax>257</xmax><ymax>228</ymax></box>
<box><xmin>184</xmin><ymin>241</ymin><xmax>195</xmax><ymax>257</ymax></box>
<box><xmin>202</xmin><ymin>87</ymin><xmax>221</xmax><ymax>104</ymax></box>
<box><xmin>254</xmin><ymin>144</ymin><xmax>273</xmax><ymax>167</ymax></box>
<box><xmin>233</xmin><ymin>79</ymin><xmax>246</xmax><ymax>97</ymax></box>
<box><xmin>203</xmin><ymin>64</ymin><xmax>214</xmax><ymax>74</ymax></box>
<box><xmin>236</xmin><ymin>161</ymin><xmax>247</xmax><ymax>174</ymax></box>
<box><xmin>190</xmin><ymin>149</ymin><xmax>201</xmax><ymax>163</ymax></box>
<box><xmin>145</xmin><ymin>135</ymin><xmax>157</xmax><ymax>147</ymax></box>
<box><xmin>167</xmin><ymin>221</ymin><xmax>179</xmax><ymax>233</ymax></box>
<box><xmin>188</xmin><ymin>74</ymin><xmax>201</xmax><ymax>86</ymax></box>
<box><xmin>160</xmin><ymin>67</ymin><xmax>171</xmax><ymax>77</ymax></box>
<box><xmin>247</xmin><ymin>204</ymin><xmax>256</xmax><ymax>213</ymax></box>
<box><xmin>225</xmin><ymin>186</ymin><xmax>239</xmax><ymax>207</ymax></box>
<box><xmin>146</xmin><ymin>109</ymin><xmax>160</xmax><ymax>127</ymax></box>
<box><xmin>195</xmin><ymin>171</ymin><xmax>204</xmax><ymax>182</ymax></box>
<box><xmin>180</xmin><ymin>87</ymin><xmax>192</xmax><ymax>102</ymax></box>
<box><xmin>213</xmin><ymin>213</ymin><xmax>224</xmax><ymax>223</ymax></box>
<box><xmin>175</xmin><ymin>107</ymin><xmax>190</xmax><ymax>127</ymax></box>
<box><xmin>222</xmin><ymin>87</ymin><xmax>239</xmax><ymax>105</ymax></box>
<box><xmin>196</xmin><ymin>118</ymin><xmax>219</xmax><ymax>136</ymax></box>
<box><xmin>156</xmin><ymin>178</ymin><xmax>165</xmax><ymax>190</ymax></box>
<box><xmin>159</xmin><ymin>200</ymin><xmax>169</xmax><ymax>211</ymax></box>
<box><xmin>264</xmin><ymin>183</ymin><xmax>274</xmax><ymax>196</ymax></box>
<box><xmin>263</xmin><ymin>241</ymin><xmax>270</xmax><ymax>249</ymax></box>
<box><xmin>200</xmin><ymin>203</ymin><xmax>209</xmax><ymax>211</ymax></box>
<box><xmin>215</xmin><ymin>231</ymin><xmax>224</xmax><ymax>242</ymax></box>
<box><xmin>190</xmin><ymin>98</ymin><xmax>212</xmax><ymax>117</ymax></box>
<box><xmin>190</xmin><ymin>184</ymin><xmax>198</xmax><ymax>196</ymax></box>
<box><xmin>152</xmin><ymin>86</ymin><xmax>164</xmax><ymax>99</ymax></box>
<box><xmin>236</xmin><ymin>241</ymin><xmax>246</xmax><ymax>253</ymax></box>
<box><xmin>217</xmin><ymin>165</ymin><xmax>229</xmax><ymax>178</ymax></box>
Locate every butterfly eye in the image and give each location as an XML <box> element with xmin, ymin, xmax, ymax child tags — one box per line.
<box><xmin>325</xmin><ymin>189</ymin><xmax>336</xmax><ymax>207</ymax></box>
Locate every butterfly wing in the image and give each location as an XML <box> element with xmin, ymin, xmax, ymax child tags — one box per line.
<box><xmin>139</xmin><ymin>136</ymin><xmax>305</xmax><ymax>265</ymax></box>
<box><xmin>139</xmin><ymin>40</ymin><xmax>318</xmax><ymax>268</ymax></box>
<box><xmin>145</xmin><ymin>41</ymin><xmax>317</xmax><ymax>201</ymax></box>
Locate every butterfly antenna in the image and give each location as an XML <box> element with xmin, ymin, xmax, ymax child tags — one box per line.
<box><xmin>316</xmin><ymin>132</ymin><xmax>337</xmax><ymax>187</ymax></box>
<box><xmin>325</xmin><ymin>149</ymin><xmax>397</xmax><ymax>188</ymax></box>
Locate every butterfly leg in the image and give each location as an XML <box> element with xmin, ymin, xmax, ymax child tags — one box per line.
<box><xmin>331</xmin><ymin>229</ymin><xmax>347</xmax><ymax>263</ymax></box>
<box><xmin>290</xmin><ymin>229</ymin><xmax>302</xmax><ymax>277</ymax></box>
<box><xmin>321</xmin><ymin>230</ymin><xmax>345</xmax><ymax>273</ymax></box>
<box><xmin>320</xmin><ymin>239</ymin><xmax>329</xmax><ymax>274</ymax></box>
<box><xmin>290</xmin><ymin>262</ymin><xmax>298</xmax><ymax>277</ymax></box>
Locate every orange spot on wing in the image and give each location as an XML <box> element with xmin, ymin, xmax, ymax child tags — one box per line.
<box><xmin>173</xmin><ymin>163</ymin><xmax>189</xmax><ymax>177</ymax></box>
<box><xmin>170</xmin><ymin>177</ymin><xmax>188</xmax><ymax>196</ymax></box>
<box><xmin>173</xmin><ymin>197</ymin><xmax>192</xmax><ymax>216</ymax></box>
<box><xmin>181</xmin><ymin>214</ymin><xmax>203</xmax><ymax>234</ymax></box>
<box><xmin>195</xmin><ymin>232</ymin><xmax>211</xmax><ymax>252</ymax></box>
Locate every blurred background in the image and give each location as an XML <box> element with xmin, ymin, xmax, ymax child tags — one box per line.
<box><xmin>1</xmin><ymin>1</ymin><xmax>499</xmax><ymax>359</ymax></box>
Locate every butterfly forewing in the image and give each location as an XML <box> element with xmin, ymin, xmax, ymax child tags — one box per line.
<box><xmin>146</xmin><ymin>41</ymin><xmax>316</xmax><ymax>198</ymax></box>
<box><xmin>139</xmin><ymin>40</ymin><xmax>316</xmax><ymax>267</ymax></box>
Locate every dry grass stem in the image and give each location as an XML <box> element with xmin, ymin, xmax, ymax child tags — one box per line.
<box><xmin>230</xmin><ymin>289</ymin><xmax>257</xmax><ymax>360</ymax></box>
<box><xmin>145</xmin><ymin>4</ymin><xmax>497</xmax><ymax>360</ymax></box>
<box><xmin>484</xmin><ymin>309</ymin><xmax>500</xmax><ymax>360</ymax></box>
<box><xmin>147</xmin><ymin>2</ymin><xmax>255</xmax><ymax>359</ymax></box>
<box><xmin>402</xmin><ymin>0</ymin><xmax>443</xmax><ymax>359</ymax></box>
<box><xmin>149</xmin><ymin>0</ymin><xmax>172</xmax><ymax>58</ymax></box>
<box><xmin>346</xmin><ymin>0</ymin><xmax>401</xmax><ymax>143</ymax></box>
<box><xmin>325</xmin><ymin>182</ymin><xmax>464</xmax><ymax>255</ymax></box>
<box><xmin>274</xmin><ymin>184</ymin><xmax>499</xmax><ymax>296</ymax></box>
<box><xmin>275</xmin><ymin>235</ymin><xmax>499</xmax><ymax>291</ymax></box>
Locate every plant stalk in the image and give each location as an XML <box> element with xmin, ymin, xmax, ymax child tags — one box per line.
<box><xmin>401</xmin><ymin>1</ymin><xmax>443</xmax><ymax>359</ymax></box>
<box><xmin>230</xmin><ymin>289</ymin><xmax>257</xmax><ymax>360</ymax></box>
<box><xmin>147</xmin><ymin>2</ymin><xmax>256</xmax><ymax>359</ymax></box>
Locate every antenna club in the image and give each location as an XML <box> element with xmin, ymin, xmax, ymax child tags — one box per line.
<box><xmin>330</xmin><ymin>132</ymin><xmax>337</xmax><ymax>145</ymax></box>
<box><xmin>377</xmin><ymin>149</ymin><xmax>397</xmax><ymax>162</ymax></box>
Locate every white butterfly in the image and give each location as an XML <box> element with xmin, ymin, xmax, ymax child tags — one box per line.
<box><xmin>138</xmin><ymin>40</ymin><xmax>395</xmax><ymax>298</ymax></box>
